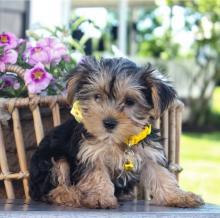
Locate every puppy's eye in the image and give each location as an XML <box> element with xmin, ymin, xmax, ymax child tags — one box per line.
<box><xmin>94</xmin><ymin>94</ymin><xmax>102</xmax><ymax>102</ymax></box>
<box><xmin>124</xmin><ymin>97</ymin><xmax>135</xmax><ymax>107</ymax></box>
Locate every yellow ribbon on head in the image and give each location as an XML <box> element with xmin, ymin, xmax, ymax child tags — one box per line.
<box><xmin>70</xmin><ymin>101</ymin><xmax>83</xmax><ymax>122</ymax></box>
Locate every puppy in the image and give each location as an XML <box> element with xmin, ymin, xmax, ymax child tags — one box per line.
<box><xmin>29</xmin><ymin>57</ymin><xmax>204</xmax><ymax>208</ymax></box>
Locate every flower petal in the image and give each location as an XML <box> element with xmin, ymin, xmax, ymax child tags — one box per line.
<box><xmin>23</xmin><ymin>45</ymin><xmax>51</xmax><ymax>65</ymax></box>
<box><xmin>24</xmin><ymin>63</ymin><xmax>53</xmax><ymax>94</ymax></box>
<box><xmin>3</xmin><ymin>49</ymin><xmax>18</xmax><ymax>64</ymax></box>
<box><xmin>0</xmin><ymin>62</ymin><xmax>6</xmax><ymax>72</ymax></box>
<box><xmin>0</xmin><ymin>32</ymin><xmax>18</xmax><ymax>50</ymax></box>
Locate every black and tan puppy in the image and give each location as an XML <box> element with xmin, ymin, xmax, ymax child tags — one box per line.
<box><xmin>29</xmin><ymin>57</ymin><xmax>204</xmax><ymax>208</ymax></box>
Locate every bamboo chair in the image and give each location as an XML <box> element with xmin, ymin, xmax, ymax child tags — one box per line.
<box><xmin>0</xmin><ymin>64</ymin><xmax>184</xmax><ymax>200</ymax></box>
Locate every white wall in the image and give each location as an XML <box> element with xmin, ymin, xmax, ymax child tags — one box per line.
<box><xmin>29</xmin><ymin>0</ymin><xmax>71</xmax><ymax>29</ymax></box>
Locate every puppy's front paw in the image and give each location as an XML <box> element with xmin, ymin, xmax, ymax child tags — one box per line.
<box><xmin>99</xmin><ymin>195</ymin><xmax>118</xmax><ymax>209</ymax></box>
<box><xmin>47</xmin><ymin>185</ymin><xmax>81</xmax><ymax>207</ymax></box>
<box><xmin>166</xmin><ymin>192</ymin><xmax>205</xmax><ymax>208</ymax></box>
<box><xmin>181</xmin><ymin>192</ymin><xmax>204</xmax><ymax>208</ymax></box>
<box><xmin>82</xmin><ymin>193</ymin><xmax>118</xmax><ymax>209</ymax></box>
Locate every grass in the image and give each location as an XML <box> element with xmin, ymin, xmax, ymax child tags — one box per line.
<box><xmin>179</xmin><ymin>87</ymin><xmax>220</xmax><ymax>205</ymax></box>
<box><xmin>179</xmin><ymin>132</ymin><xmax>220</xmax><ymax>204</ymax></box>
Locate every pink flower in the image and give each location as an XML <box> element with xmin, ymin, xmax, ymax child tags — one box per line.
<box><xmin>18</xmin><ymin>38</ymin><xmax>26</xmax><ymax>45</ymax></box>
<box><xmin>24</xmin><ymin>62</ymin><xmax>53</xmax><ymax>93</ymax></box>
<box><xmin>0</xmin><ymin>32</ymin><xmax>18</xmax><ymax>50</ymax></box>
<box><xmin>63</xmin><ymin>54</ymin><xmax>71</xmax><ymax>62</ymax></box>
<box><xmin>23</xmin><ymin>37</ymin><xmax>69</xmax><ymax>66</ymax></box>
<box><xmin>37</xmin><ymin>37</ymin><xmax>68</xmax><ymax>64</ymax></box>
<box><xmin>23</xmin><ymin>43</ymin><xmax>51</xmax><ymax>66</ymax></box>
<box><xmin>0</xmin><ymin>49</ymin><xmax>18</xmax><ymax>71</ymax></box>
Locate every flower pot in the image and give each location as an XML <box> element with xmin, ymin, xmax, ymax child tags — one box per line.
<box><xmin>0</xmin><ymin>65</ymin><xmax>71</xmax><ymax>199</ymax></box>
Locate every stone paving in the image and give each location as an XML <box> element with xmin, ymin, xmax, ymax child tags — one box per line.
<box><xmin>1</xmin><ymin>200</ymin><xmax>220</xmax><ymax>218</ymax></box>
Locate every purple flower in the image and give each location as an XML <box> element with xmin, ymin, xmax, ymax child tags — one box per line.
<box><xmin>37</xmin><ymin>37</ymin><xmax>68</xmax><ymax>64</ymax></box>
<box><xmin>23</xmin><ymin>43</ymin><xmax>50</xmax><ymax>66</ymax></box>
<box><xmin>24</xmin><ymin>62</ymin><xmax>53</xmax><ymax>93</ymax></box>
<box><xmin>0</xmin><ymin>49</ymin><xmax>18</xmax><ymax>72</ymax></box>
<box><xmin>63</xmin><ymin>54</ymin><xmax>71</xmax><ymax>62</ymax></box>
<box><xmin>23</xmin><ymin>37</ymin><xmax>68</xmax><ymax>66</ymax></box>
<box><xmin>0</xmin><ymin>32</ymin><xmax>18</xmax><ymax>50</ymax></box>
<box><xmin>0</xmin><ymin>74</ymin><xmax>20</xmax><ymax>90</ymax></box>
<box><xmin>18</xmin><ymin>38</ymin><xmax>26</xmax><ymax>45</ymax></box>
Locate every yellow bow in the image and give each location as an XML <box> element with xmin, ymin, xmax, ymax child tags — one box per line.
<box><xmin>125</xmin><ymin>124</ymin><xmax>151</xmax><ymax>147</ymax></box>
<box><xmin>70</xmin><ymin>101</ymin><xmax>83</xmax><ymax>122</ymax></box>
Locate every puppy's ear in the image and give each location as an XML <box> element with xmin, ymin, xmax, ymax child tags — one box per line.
<box><xmin>66</xmin><ymin>56</ymin><xmax>97</xmax><ymax>105</ymax></box>
<box><xmin>141</xmin><ymin>65</ymin><xmax>177</xmax><ymax>118</ymax></box>
<box><xmin>66</xmin><ymin>70</ymin><xmax>83</xmax><ymax>106</ymax></box>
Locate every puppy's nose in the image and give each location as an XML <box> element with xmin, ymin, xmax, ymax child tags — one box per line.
<box><xmin>103</xmin><ymin>117</ymin><xmax>118</xmax><ymax>130</ymax></box>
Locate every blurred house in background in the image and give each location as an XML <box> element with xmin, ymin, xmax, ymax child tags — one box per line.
<box><xmin>0</xmin><ymin>0</ymin><xmax>155</xmax><ymax>56</ymax></box>
<box><xmin>0</xmin><ymin>0</ymin><xmax>29</xmax><ymax>37</ymax></box>
<box><xmin>0</xmin><ymin>0</ymin><xmax>216</xmax><ymax>108</ymax></box>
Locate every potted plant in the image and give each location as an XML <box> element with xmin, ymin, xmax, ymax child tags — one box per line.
<box><xmin>0</xmin><ymin>24</ymin><xmax>87</xmax><ymax>199</ymax></box>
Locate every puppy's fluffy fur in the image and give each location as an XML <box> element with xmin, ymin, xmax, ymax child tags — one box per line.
<box><xmin>29</xmin><ymin>57</ymin><xmax>204</xmax><ymax>208</ymax></box>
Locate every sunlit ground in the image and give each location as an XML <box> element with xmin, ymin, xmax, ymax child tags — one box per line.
<box><xmin>180</xmin><ymin>87</ymin><xmax>220</xmax><ymax>205</ymax></box>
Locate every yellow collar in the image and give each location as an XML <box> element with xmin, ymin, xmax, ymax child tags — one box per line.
<box><xmin>123</xmin><ymin>125</ymin><xmax>151</xmax><ymax>172</ymax></box>
<box><xmin>125</xmin><ymin>124</ymin><xmax>151</xmax><ymax>147</ymax></box>
<box><xmin>70</xmin><ymin>101</ymin><xmax>152</xmax><ymax>147</ymax></box>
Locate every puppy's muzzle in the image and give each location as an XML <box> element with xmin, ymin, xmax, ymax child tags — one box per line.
<box><xmin>103</xmin><ymin>117</ymin><xmax>118</xmax><ymax>130</ymax></box>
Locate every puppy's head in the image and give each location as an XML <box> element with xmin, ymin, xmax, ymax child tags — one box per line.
<box><xmin>67</xmin><ymin>57</ymin><xmax>176</xmax><ymax>145</ymax></box>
